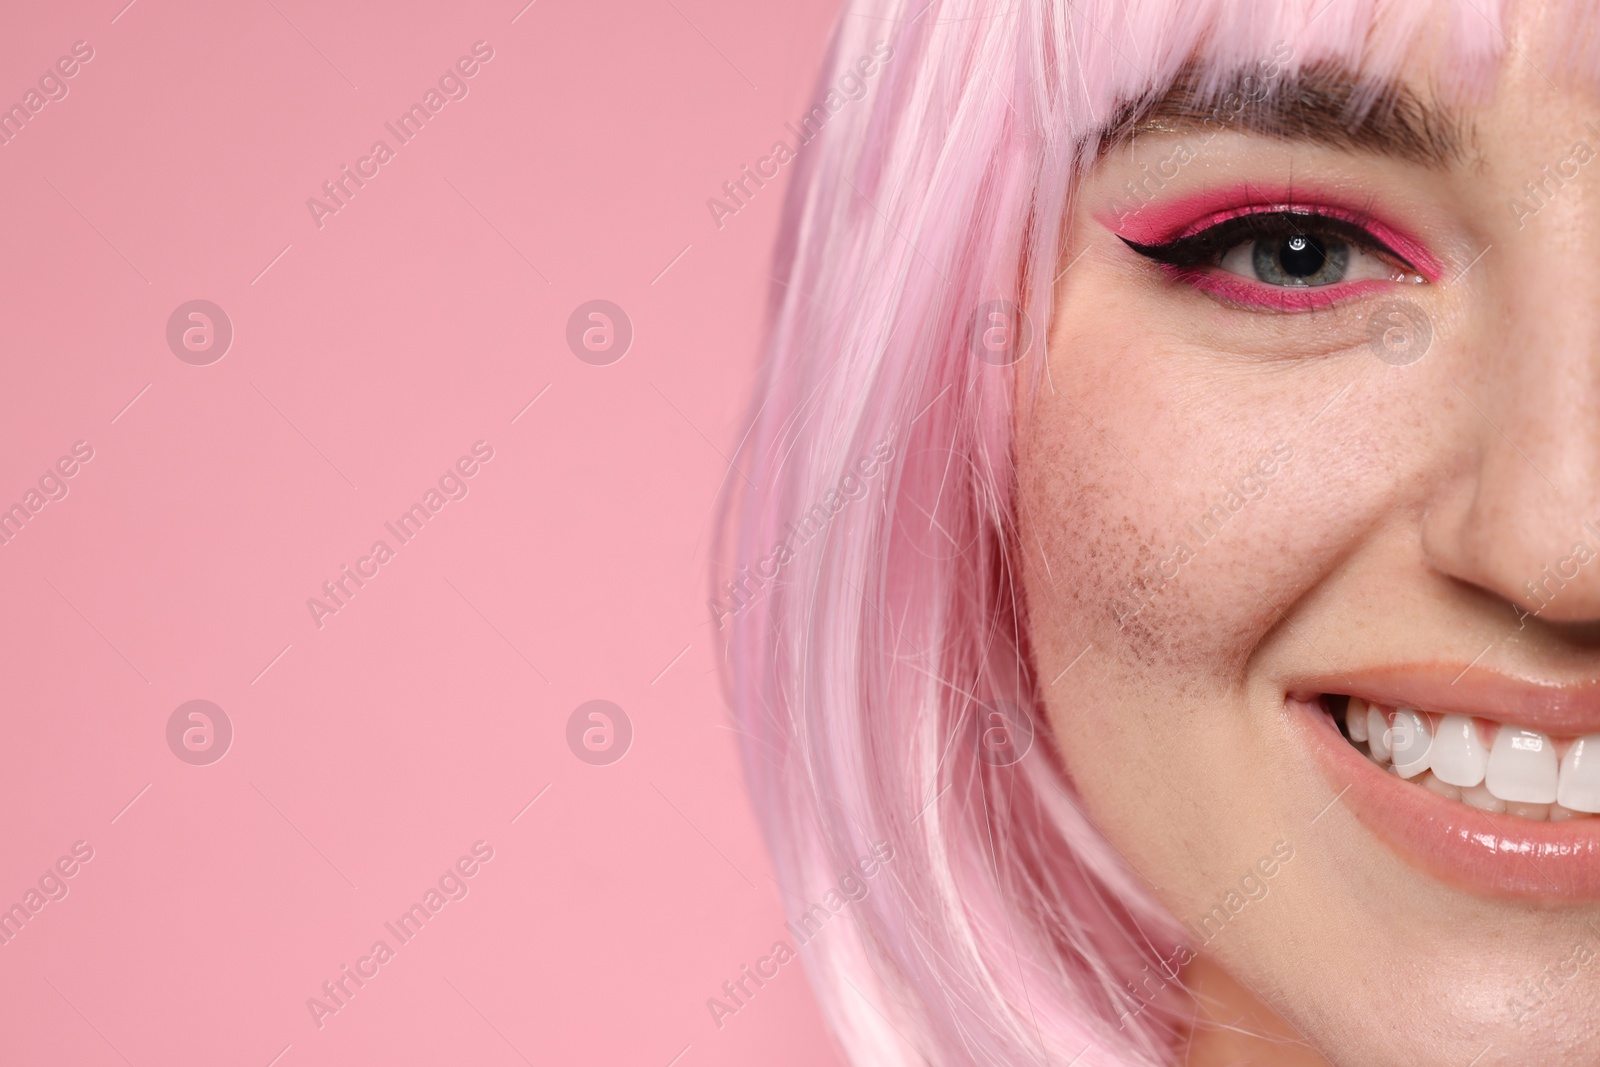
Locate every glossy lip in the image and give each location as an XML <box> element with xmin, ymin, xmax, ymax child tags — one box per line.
<box><xmin>1288</xmin><ymin>665</ymin><xmax>1600</xmax><ymax>736</ymax></box>
<box><xmin>1096</xmin><ymin>184</ymin><xmax>1445</xmax><ymax>282</ymax></box>
<box><xmin>1293</xmin><ymin>695</ymin><xmax>1600</xmax><ymax>899</ymax></box>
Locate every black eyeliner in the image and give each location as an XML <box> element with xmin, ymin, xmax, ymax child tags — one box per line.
<box><xmin>1119</xmin><ymin>212</ymin><xmax>1413</xmax><ymax>271</ymax></box>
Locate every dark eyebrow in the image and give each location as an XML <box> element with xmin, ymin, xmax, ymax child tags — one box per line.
<box><xmin>1095</xmin><ymin>61</ymin><xmax>1469</xmax><ymax>168</ymax></box>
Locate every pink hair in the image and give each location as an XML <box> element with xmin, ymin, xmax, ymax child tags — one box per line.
<box><xmin>719</xmin><ymin>2</ymin><xmax>1569</xmax><ymax>1063</ymax></box>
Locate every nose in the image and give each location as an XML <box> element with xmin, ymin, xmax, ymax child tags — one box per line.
<box><xmin>1419</xmin><ymin>236</ymin><xmax>1600</xmax><ymax>623</ymax></box>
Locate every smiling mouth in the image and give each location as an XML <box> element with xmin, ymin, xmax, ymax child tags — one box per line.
<box><xmin>1326</xmin><ymin>693</ymin><xmax>1600</xmax><ymax>822</ymax></box>
<box><xmin>1289</xmin><ymin>670</ymin><xmax>1600</xmax><ymax>897</ymax></box>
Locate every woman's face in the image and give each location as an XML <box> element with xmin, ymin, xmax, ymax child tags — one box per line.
<box><xmin>1018</xmin><ymin>26</ymin><xmax>1600</xmax><ymax>1067</ymax></box>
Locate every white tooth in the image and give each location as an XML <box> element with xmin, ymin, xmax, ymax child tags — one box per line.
<box><xmin>1550</xmin><ymin>803</ymin><xmax>1591</xmax><ymax>822</ymax></box>
<box><xmin>1389</xmin><ymin>708</ymin><xmax>1432</xmax><ymax>778</ymax></box>
<box><xmin>1429</xmin><ymin>714</ymin><xmax>1489</xmax><ymax>788</ymax></box>
<box><xmin>1462</xmin><ymin>782</ymin><xmax>1506</xmax><ymax>813</ymax></box>
<box><xmin>1507</xmin><ymin>802</ymin><xmax>1550</xmax><ymax>821</ymax></box>
<box><xmin>1486</xmin><ymin>728</ymin><xmax>1559</xmax><ymax>805</ymax></box>
<box><xmin>1346</xmin><ymin>698</ymin><xmax>1369</xmax><ymax>742</ymax></box>
<box><xmin>1557</xmin><ymin>735</ymin><xmax>1600</xmax><ymax>814</ymax></box>
<box><xmin>1368</xmin><ymin>706</ymin><xmax>1391</xmax><ymax>761</ymax></box>
<box><xmin>1420</xmin><ymin>771</ymin><xmax>1461</xmax><ymax>802</ymax></box>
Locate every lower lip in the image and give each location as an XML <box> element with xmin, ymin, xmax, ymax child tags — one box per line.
<box><xmin>1293</xmin><ymin>697</ymin><xmax>1600</xmax><ymax>899</ymax></box>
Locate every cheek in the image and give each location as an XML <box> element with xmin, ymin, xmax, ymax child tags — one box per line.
<box><xmin>1014</xmin><ymin>303</ymin><xmax>1419</xmax><ymax>858</ymax></box>
<box><xmin>1018</xmin><ymin>336</ymin><xmax>1271</xmax><ymax>682</ymax></box>
<box><xmin>1018</xmin><ymin>438</ymin><xmax>1198</xmax><ymax>669</ymax></box>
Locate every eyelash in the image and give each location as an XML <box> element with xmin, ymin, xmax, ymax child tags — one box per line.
<box><xmin>1119</xmin><ymin>210</ymin><xmax>1424</xmax><ymax>311</ymax></box>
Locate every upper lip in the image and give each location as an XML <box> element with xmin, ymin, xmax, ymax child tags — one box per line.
<box><xmin>1289</xmin><ymin>663</ymin><xmax>1600</xmax><ymax>737</ymax></box>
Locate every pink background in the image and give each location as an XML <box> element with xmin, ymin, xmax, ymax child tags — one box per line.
<box><xmin>0</xmin><ymin>1</ymin><xmax>849</xmax><ymax>1064</ymax></box>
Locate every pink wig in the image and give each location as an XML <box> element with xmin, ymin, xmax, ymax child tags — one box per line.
<box><xmin>720</xmin><ymin>2</ymin><xmax>1581</xmax><ymax>1063</ymax></box>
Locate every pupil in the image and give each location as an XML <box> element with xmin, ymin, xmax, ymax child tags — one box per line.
<box><xmin>1278</xmin><ymin>234</ymin><xmax>1326</xmax><ymax>277</ymax></box>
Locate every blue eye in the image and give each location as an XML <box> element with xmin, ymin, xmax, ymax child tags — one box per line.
<box><xmin>1232</xmin><ymin>233</ymin><xmax>1353</xmax><ymax>287</ymax></box>
<box><xmin>1122</xmin><ymin>211</ymin><xmax>1420</xmax><ymax>289</ymax></box>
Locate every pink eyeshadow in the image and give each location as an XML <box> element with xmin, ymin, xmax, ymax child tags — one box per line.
<box><xmin>1096</xmin><ymin>184</ymin><xmax>1444</xmax><ymax>282</ymax></box>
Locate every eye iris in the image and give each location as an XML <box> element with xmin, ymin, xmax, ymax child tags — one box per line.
<box><xmin>1251</xmin><ymin>232</ymin><xmax>1350</xmax><ymax>286</ymax></box>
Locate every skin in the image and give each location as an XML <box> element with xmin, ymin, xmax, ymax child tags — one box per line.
<box><xmin>1016</xmin><ymin>13</ymin><xmax>1600</xmax><ymax>1067</ymax></box>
